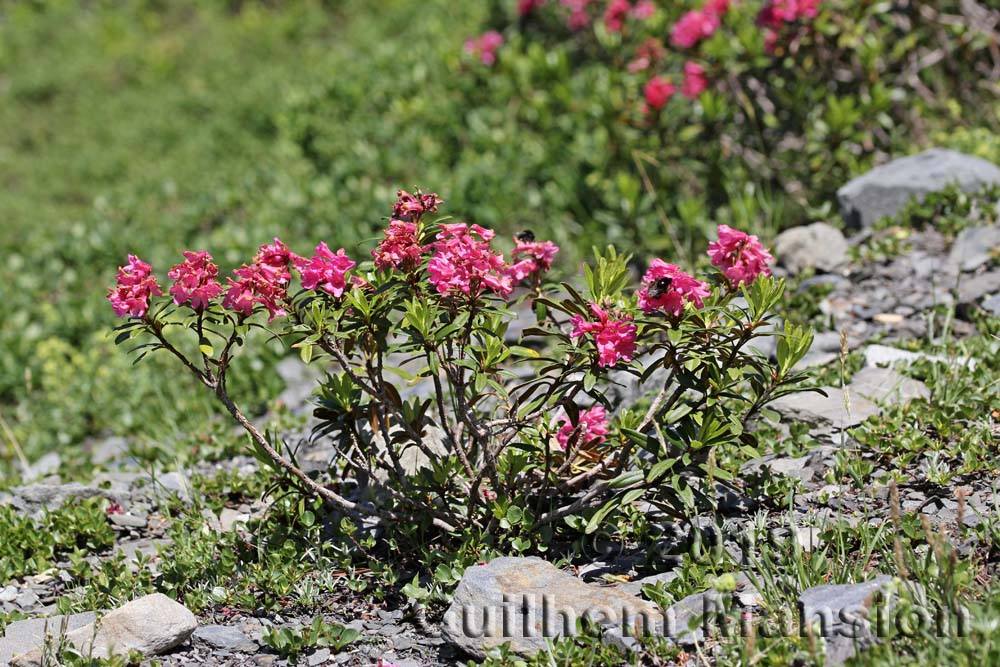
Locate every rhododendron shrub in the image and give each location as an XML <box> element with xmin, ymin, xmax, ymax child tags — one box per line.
<box><xmin>111</xmin><ymin>191</ymin><xmax>814</xmax><ymax>541</ymax></box>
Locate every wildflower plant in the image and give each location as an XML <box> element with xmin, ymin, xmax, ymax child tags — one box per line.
<box><xmin>110</xmin><ymin>189</ymin><xmax>814</xmax><ymax>542</ymax></box>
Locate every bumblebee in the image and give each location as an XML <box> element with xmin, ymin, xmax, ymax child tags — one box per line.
<box><xmin>515</xmin><ymin>229</ymin><xmax>536</xmax><ymax>243</ymax></box>
<box><xmin>645</xmin><ymin>276</ymin><xmax>673</xmax><ymax>299</ymax></box>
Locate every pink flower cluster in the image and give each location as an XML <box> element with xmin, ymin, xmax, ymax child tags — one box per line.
<box><xmin>168</xmin><ymin>251</ymin><xmax>223</xmax><ymax>311</ymax></box>
<box><xmin>294</xmin><ymin>243</ymin><xmax>356</xmax><ymax>297</ymax></box>
<box><xmin>643</xmin><ymin>75</ymin><xmax>676</xmax><ymax>111</ymax></box>
<box><xmin>223</xmin><ymin>262</ymin><xmax>290</xmax><ymax>321</ymax></box>
<box><xmin>682</xmin><ymin>61</ymin><xmax>708</xmax><ymax>98</ymax></box>
<box><xmin>464</xmin><ymin>31</ymin><xmax>505</xmax><ymax>66</ymax></box>
<box><xmin>670</xmin><ymin>0</ymin><xmax>728</xmax><ymax>49</ymax></box>
<box><xmin>570</xmin><ymin>303</ymin><xmax>637</xmax><ymax>367</ymax></box>
<box><xmin>757</xmin><ymin>0</ymin><xmax>821</xmax><ymax>51</ymax></box>
<box><xmin>637</xmin><ymin>259</ymin><xmax>710</xmax><ymax>316</ymax></box>
<box><xmin>707</xmin><ymin>224</ymin><xmax>773</xmax><ymax>286</ymax></box>
<box><xmin>373</xmin><ymin>219</ymin><xmax>425</xmax><ymax>271</ymax></box>
<box><xmin>518</xmin><ymin>0</ymin><xmax>547</xmax><ymax>15</ymax></box>
<box><xmin>507</xmin><ymin>232</ymin><xmax>560</xmax><ymax>283</ymax></box>
<box><xmin>561</xmin><ymin>0</ymin><xmax>595</xmax><ymax>30</ymax></box>
<box><xmin>427</xmin><ymin>223</ymin><xmax>514</xmax><ymax>298</ymax></box>
<box><xmin>392</xmin><ymin>189</ymin><xmax>442</xmax><ymax>222</ymax></box>
<box><xmin>603</xmin><ymin>0</ymin><xmax>655</xmax><ymax>32</ymax></box>
<box><xmin>108</xmin><ymin>255</ymin><xmax>163</xmax><ymax>318</ymax></box>
<box><xmin>556</xmin><ymin>406</ymin><xmax>610</xmax><ymax>450</ymax></box>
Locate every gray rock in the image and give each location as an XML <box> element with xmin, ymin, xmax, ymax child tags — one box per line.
<box><xmin>948</xmin><ymin>226</ymin><xmax>1000</xmax><ymax>272</ymax></box>
<box><xmin>14</xmin><ymin>589</ymin><xmax>39</xmax><ymax>610</ymax></box>
<box><xmin>799</xmin><ymin>575</ymin><xmax>896</xmax><ymax>666</ymax></box>
<box><xmin>774</xmin><ymin>223</ymin><xmax>849</xmax><ymax>274</ymax></box>
<box><xmin>89</xmin><ymin>436</ymin><xmax>130</xmax><ymax>466</ymax></box>
<box><xmin>838</xmin><ymin>149</ymin><xmax>1000</xmax><ymax>229</ymax></box>
<box><xmin>109</xmin><ymin>512</ymin><xmax>147</xmax><ymax>529</ymax></box>
<box><xmin>22</xmin><ymin>452</ymin><xmax>61</xmax><ymax>483</ymax></box>
<box><xmin>769</xmin><ymin>387</ymin><xmax>880</xmax><ymax>434</ymax></box>
<box><xmin>958</xmin><ymin>270</ymin><xmax>1000</xmax><ymax>306</ymax></box>
<box><xmin>982</xmin><ymin>293</ymin><xmax>1000</xmax><ymax>315</ymax></box>
<box><xmin>742</xmin><ymin>454</ymin><xmax>815</xmax><ymax>482</ymax></box>
<box><xmin>850</xmin><ymin>367</ymin><xmax>929</xmax><ymax>405</ymax></box>
<box><xmin>155</xmin><ymin>471</ymin><xmax>192</xmax><ymax>502</ymax></box>
<box><xmin>193</xmin><ymin>624</ymin><xmax>257</xmax><ymax>652</ymax></box>
<box><xmin>0</xmin><ymin>613</ymin><xmax>97</xmax><ymax>665</ymax></box>
<box><xmin>863</xmin><ymin>344</ymin><xmax>976</xmax><ymax>371</ymax></box>
<box><xmin>617</xmin><ymin>571</ymin><xmax>680</xmax><ymax>598</ymax></box>
<box><xmin>8</xmin><ymin>483</ymin><xmax>123</xmax><ymax>516</ymax></box>
<box><xmin>661</xmin><ymin>588</ymin><xmax>728</xmax><ymax>645</ymax></box>
<box><xmin>11</xmin><ymin>593</ymin><xmax>196</xmax><ymax>666</ymax></box>
<box><xmin>441</xmin><ymin>557</ymin><xmax>662</xmax><ymax>658</ymax></box>
<box><xmin>0</xmin><ymin>586</ymin><xmax>17</xmax><ymax>603</ymax></box>
<box><xmin>308</xmin><ymin>647</ymin><xmax>332</xmax><ymax>665</ymax></box>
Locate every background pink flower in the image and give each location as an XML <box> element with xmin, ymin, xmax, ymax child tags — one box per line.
<box><xmin>670</xmin><ymin>9</ymin><xmax>719</xmax><ymax>49</ymax></box>
<box><xmin>570</xmin><ymin>303</ymin><xmax>637</xmax><ymax>367</ymax></box>
<box><xmin>464</xmin><ymin>31</ymin><xmax>505</xmax><ymax>66</ymax></box>
<box><xmin>427</xmin><ymin>223</ymin><xmax>513</xmax><ymax>298</ymax></box>
<box><xmin>603</xmin><ymin>0</ymin><xmax>631</xmax><ymax>32</ymax></box>
<box><xmin>644</xmin><ymin>75</ymin><xmax>675</xmax><ymax>111</ymax></box>
<box><xmin>556</xmin><ymin>406</ymin><xmax>611</xmax><ymax>450</ymax></box>
<box><xmin>168</xmin><ymin>250</ymin><xmax>222</xmax><ymax>311</ymax></box>
<box><xmin>518</xmin><ymin>0</ymin><xmax>547</xmax><ymax>16</ymax></box>
<box><xmin>108</xmin><ymin>254</ymin><xmax>163</xmax><ymax>318</ymax></box>
<box><xmin>637</xmin><ymin>259</ymin><xmax>710</xmax><ymax>316</ymax></box>
<box><xmin>682</xmin><ymin>61</ymin><xmax>709</xmax><ymax>99</ymax></box>
<box><xmin>707</xmin><ymin>224</ymin><xmax>774</xmax><ymax>286</ymax></box>
<box><xmin>294</xmin><ymin>243</ymin><xmax>356</xmax><ymax>297</ymax></box>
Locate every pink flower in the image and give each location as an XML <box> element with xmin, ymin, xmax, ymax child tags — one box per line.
<box><xmin>644</xmin><ymin>75</ymin><xmax>675</xmax><ymax>111</ymax></box>
<box><xmin>392</xmin><ymin>189</ymin><xmax>442</xmax><ymax>222</ymax></box>
<box><xmin>167</xmin><ymin>251</ymin><xmax>223</xmax><ymax>311</ymax></box>
<box><xmin>254</xmin><ymin>238</ymin><xmax>296</xmax><ymax>284</ymax></box>
<box><xmin>682</xmin><ymin>61</ymin><xmax>709</xmax><ymax>99</ymax></box>
<box><xmin>293</xmin><ymin>243</ymin><xmax>356</xmax><ymax>297</ymax></box>
<box><xmin>669</xmin><ymin>9</ymin><xmax>720</xmax><ymax>49</ymax></box>
<box><xmin>464</xmin><ymin>31</ymin><xmax>505</xmax><ymax>66</ymax></box>
<box><xmin>108</xmin><ymin>254</ymin><xmax>163</xmax><ymax>318</ymax></box>
<box><xmin>506</xmin><ymin>231</ymin><xmax>560</xmax><ymax>283</ymax></box>
<box><xmin>637</xmin><ymin>259</ymin><xmax>710</xmax><ymax>316</ymax></box>
<box><xmin>561</xmin><ymin>0</ymin><xmax>594</xmax><ymax>29</ymax></box>
<box><xmin>631</xmin><ymin>0</ymin><xmax>656</xmax><ymax>19</ymax></box>
<box><xmin>703</xmin><ymin>0</ymin><xmax>730</xmax><ymax>17</ymax></box>
<box><xmin>757</xmin><ymin>0</ymin><xmax>820</xmax><ymax>28</ymax></box>
<box><xmin>373</xmin><ymin>219</ymin><xmax>426</xmax><ymax>271</ymax></box>
<box><xmin>427</xmin><ymin>223</ymin><xmax>513</xmax><ymax>298</ymax></box>
<box><xmin>556</xmin><ymin>406</ymin><xmax>611</xmax><ymax>450</ymax></box>
<box><xmin>375</xmin><ymin>661</ymin><xmax>398</xmax><ymax>667</ymax></box>
<box><xmin>570</xmin><ymin>303</ymin><xmax>637</xmax><ymax>367</ymax></box>
<box><xmin>518</xmin><ymin>0</ymin><xmax>547</xmax><ymax>15</ymax></box>
<box><xmin>627</xmin><ymin>37</ymin><xmax>666</xmax><ymax>73</ymax></box>
<box><xmin>707</xmin><ymin>224</ymin><xmax>774</xmax><ymax>286</ymax></box>
<box><xmin>223</xmin><ymin>263</ymin><xmax>289</xmax><ymax>321</ymax></box>
<box><xmin>603</xmin><ymin>0</ymin><xmax>631</xmax><ymax>32</ymax></box>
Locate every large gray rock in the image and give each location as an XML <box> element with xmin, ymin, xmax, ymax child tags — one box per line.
<box><xmin>441</xmin><ymin>557</ymin><xmax>662</xmax><ymax>658</ymax></box>
<box><xmin>11</xmin><ymin>594</ymin><xmax>196</xmax><ymax>666</ymax></box>
<box><xmin>799</xmin><ymin>575</ymin><xmax>896</xmax><ymax>666</ymax></box>
<box><xmin>838</xmin><ymin>149</ymin><xmax>1000</xmax><ymax>229</ymax></box>
<box><xmin>774</xmin><ymin>223</ymin><xmax>849</xmax><ymax>275</ymax></box>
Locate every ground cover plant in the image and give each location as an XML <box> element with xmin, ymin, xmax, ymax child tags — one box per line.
<box><xmin>108</xmin><ymin>190</ymin><xmax>813</xmax><ymax>545</ymax></box>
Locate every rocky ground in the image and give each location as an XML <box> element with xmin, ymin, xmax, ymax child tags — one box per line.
<box><xmin>2</xmin><ymin>148</ymin><xmax>1000</xmax><ymax>666</ymax></box>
